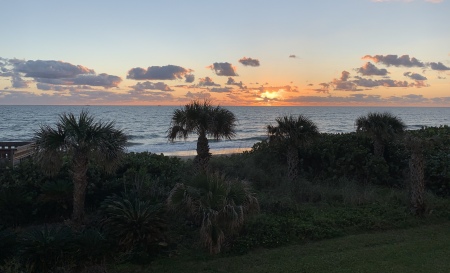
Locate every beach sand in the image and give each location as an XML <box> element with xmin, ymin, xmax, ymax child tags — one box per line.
<box><xmin>165</xmin><ymin>147</ymin><xmax>251</xmax><ymax>161</ymax></box>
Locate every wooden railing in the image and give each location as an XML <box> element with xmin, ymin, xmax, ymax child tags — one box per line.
<box><xmin>0</xmin><ymin>142</ymin><xmax>35</xmax><ymax>167</ymax></box>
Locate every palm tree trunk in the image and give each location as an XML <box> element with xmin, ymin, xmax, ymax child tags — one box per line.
<box><xmin>409</xmin><ymin>148</ymin><xmax>426</xmax><ymax>216</ymax></box>
<box><xmin>373</xmin><ymin>138</ymin><xmax>385</xmax><ymax>158</ymax></box>
<box><xmin>195</xmin><ymin>133</ymin><xmax>211</xmax><ymax>171</ymax></box>
<box><xmin>287</xmin><ymin>147</ymin><xmax>299</xmax><ymax>183</ymax></box>
<box><xmin>72</xmin><ymin>154</ymin><xmax>89</xmax><ymax>225</ymax></box>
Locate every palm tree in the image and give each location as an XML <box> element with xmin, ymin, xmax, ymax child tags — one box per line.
<box><xmin>405</xmin><ymin>134</ymin><xmax>426</xmax><ymax>216</ymax></box>
<box><xmin>355</xmin><ymin>112</ymin><xmax>406</xmax><ymax>158</ymax></box>
<box><xmin>167</xmin><ymin>100</ymin><xmax>236</xmax><ymax>170</ymax></box>
<box><xmin>267</xmin><ymin>115</ymin><xmax>319</xmax><ymax>183</ymax></box>
<box><xmin>34</xmin><ymin>110</ymin><xmax>127</xmax><ymax>225</ymax></box>
<box><xmin>167</xmin><ymin>172</ymin><xmax>259</xmax><ymax>254</ymax></box>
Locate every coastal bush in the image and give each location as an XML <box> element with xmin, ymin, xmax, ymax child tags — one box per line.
<box><xmin>0</xmin><ymin>228</ymin><xmax>17</xmax><ymax>263</ymax></box>
<box><xmin>100</xmin><ymin>193</ymin><xmax>167</xmax><ymax>258</ymax></box>
<box><xmin>231</xmin><ymin>203</ymin><xmax>416</xmax><ymax>254</ymax></box>
<box><xmin>118</xmin><ymin>152</ymin><xmax>186</xmax><ymax>189</ymax></box>
<box><xmin>73</xmin><ymin>228</ymin><xmax>114</xmax><ymax>267</ymax></box>
<box><xmin>19</xmin><ymin>225</ymin><xmax>75</xmax><ymax>273</ymax></box>
<box><xmin>303</xmin><ymin>132</ymin><xmax>407</xmax><ymax>186</ymax></box>
<box><xmin>167</xmin><ymin>172</ymin><xmax>259</xmax><ymax>254</ymax></box>
<box><xmin>416</xmin><ymin>126</ymin><xmax>450</xmax><ymax>197</ymax></box>
<box><xmin>37</xmin><ymin>179</ymin><xmax>73</xmax><ymax>222</ymax></box>
<box><xmin>209</xmin><ymin>151</ymin><xmax>286</xmax><ymax>190</ymax></box>
<box><xmin>0</xmin><ymin>186</ymin><xmax>36</xmax><ymax>227</ymax></box>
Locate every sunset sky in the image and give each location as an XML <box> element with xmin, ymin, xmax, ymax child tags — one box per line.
<box><xmin>1</xmin><ymin>0</ymin><xmax>449</xmax><ymax>106</ymax></box>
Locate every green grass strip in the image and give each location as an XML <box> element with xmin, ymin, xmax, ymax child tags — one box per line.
<box><xmin>116</xmin><ymin>222</ymin><xmax>450</xmax><ymax>273</ymax></box>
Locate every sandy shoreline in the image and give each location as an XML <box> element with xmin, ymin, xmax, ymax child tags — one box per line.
<box><xmin>162</xmin><ymin>147</ymin><xmax>251</xmax><ymax>160</ymax></box>
<box><xmin>163</xmin><ymin>147</ymin><xmax>251</xmax><ymax>160</ymax></box>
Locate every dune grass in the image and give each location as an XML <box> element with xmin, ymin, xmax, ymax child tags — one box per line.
<box><xmin>113</xmin><ymin>222</ymin><xmax>450</xmax><ymax>273</ymax></box>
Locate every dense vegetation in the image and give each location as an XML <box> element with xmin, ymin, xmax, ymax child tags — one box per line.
<box><xmin>1</xmin><ymin>117</ymin><xmax>450</xmax><ymax>272</ymax></box>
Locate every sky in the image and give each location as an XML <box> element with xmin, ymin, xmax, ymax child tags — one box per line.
<box><xmin>1</xmin><ymin>0</ymin><xmax>449</xmax><ymax>106</ymax></box>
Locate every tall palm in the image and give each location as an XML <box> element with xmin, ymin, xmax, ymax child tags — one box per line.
<box><xmin>34</xmin><ymin>110</ymin><xmax>127</xmax><ymax>225</ymax></box>
<box><xmin>267</xmin><ymin>115</ymin><xmax>319</xmax><ymax>183</ymax></box>
<box><xmin>405</xmin><ymin>134</ymin><xmax>426</xmax><ymax>216</ymax></box>
<box><xmin>355</xmin><ymin>112</ymin><xmax>406</xmax><ymax>158</ymax></box>
<box><xmin>167</xmin><ymin>172</ymin><xmax>259</xmax><ymax>254</ymax></box>
<box><xmin>167</xmin><ymin>100</ymin><xmax>236</xmax><ymax>170</ymax></box>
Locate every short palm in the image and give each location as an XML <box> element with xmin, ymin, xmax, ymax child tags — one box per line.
<box><xmin>355</xmin><ymin>112</ymin><xmax>406</xmax><ymax>158</ymax></box>
<box><xmin>167</xmin><ymin>172</ymin><xmax>259</xmax><ymax>254</ymax></box>
<box><xmin>267</xmin><ymin>115</ymin><xmax>319</xmax><ymax>182</ymax></box>
<box><xmin>167</xmin><ymin>100</ymin><xmax>236</xmax><ymax>170</ymax></box>
<box><xmin>101</xmin><ymin>193</ymin><xmax>167</xmax><ymax>251</ymax></box>
<box><xmin>34</xmin><ymin>110</ymin><xmax>127</xmax><ymax>225</ymax></box>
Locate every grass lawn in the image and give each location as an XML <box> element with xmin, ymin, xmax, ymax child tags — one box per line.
<box><xmin>114</xmin><ymin>221</ymin><xmax>450</xmax><ymax>273</ymax></box>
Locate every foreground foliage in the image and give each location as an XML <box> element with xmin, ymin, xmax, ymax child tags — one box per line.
<box><xmin>1</xmin><ymin>125</ymin><xmax>450</xmax><ymax>271</ymax></box>
<box><xmin>33</xmin><ymin>110</ymin><xmax>128</xmax><ymax>225</ymax></box>
<box><xmin>167</xmin><ymin>172</ymin><xmax>259</xmax><ymax>254</ymax></box>
<box><xmin>126</xmin><ymin>222</ymin><xmax>450</xmax><ymax>273</ymax></box>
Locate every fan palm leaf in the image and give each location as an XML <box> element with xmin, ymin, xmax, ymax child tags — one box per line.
<box><xmin>267</xmin><ymin>115</ymin><xmax>319</xmax><ymax>182</ymax></box>
<box><xmin>34</xmin><ymin>110</ymin><xmax>127</xmax><ymax>225</ymax></box>
<box><xmin>167</xmin><ymin>100</ymin><xmax>236</xmax><ymax>170</ymax></box>
<box><xmin>355</xmin><ymin>112</ymin><xmax>406</xmax><ymax>157</ymax></box>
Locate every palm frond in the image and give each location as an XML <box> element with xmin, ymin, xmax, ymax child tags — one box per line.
<box><xmin>356</xmin><ymin>112</ymin><xmax>406</xmax><ymax>141</ymax></box>
<box><xmin>267</xmin><ymin>115</ymin><xmax>319</xmax><ymax>147</ymax></box>
<box><xmin>167</xmin><ymin>172</ymin><xmax>259</xmax><ymax>254</ymax></box>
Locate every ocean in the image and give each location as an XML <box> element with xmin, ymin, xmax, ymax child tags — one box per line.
<box><xmin>1</xmin><ymin>105</ymin><xmax>449</xmax><ymax>156</ymax></box>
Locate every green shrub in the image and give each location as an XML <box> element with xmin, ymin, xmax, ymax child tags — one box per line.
<box><xmin>0</xmin><ymin>187</ymin><xmax>35</xmax><ymax>227</ymax></box>
<box><xmin>73</xmin><ymin>228</ymin><xmax>114</xmax><ymax>266</ymax></box>
<box><xmin>19</xmin><ymin>225</ymin><xmax>75</xmax><ymax>273</ymax></box>
<box><xmin>167</xmin><ymin>172</ymin><xmax>259</xmax><ymax>254</ymax></box>
<box><xmin>0</xmin><ymin>228</ymin><xmax>17</xmax><ymax>262</ymax></box>
<box><xmin>37</xmin><ymin>179</ymin><xmax>73</xmax><ymax>221</ymax></box>
<box><xmin>100</xmin><ymin>193</ymin><xmax>167</xmax><ymax>256</ymax></box>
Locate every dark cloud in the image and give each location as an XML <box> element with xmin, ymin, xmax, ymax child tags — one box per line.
<box><xmin>130</xmin><ymin>81</ymin><xmax>174</xmax><ymax>92</ymax></box>
<box><xmin>72</xmin><ymin>73</ymin><xmax>122</xmax><ymax>88</ymax></box>
<box><xmin>387</xmin><ymin>94</ymin><xmax>428</xmax><ymax>103</ymax></box>
<box><xmin>331</xmin><ymin>71</ymin><xmax>360</xmax><ymax>91</ymax></box>
<box><xmin>333</xmin><ymin>81</ymin><xmax>359</xmax><ymax>91</ymax></box>
<box><xmin>127</xmin><ymin>89</ymin><xmax>174</xmax><ymax>101</ymax></box>
<box><xmin>261</xmin><ymin>85</ymin><xmax>298</xmax><ymax>92</ymax></box>
<box><xmin>285</xmin><ymin>94</ymin><xmax>382</xmax><ymax>104</ymax></box>
<box><xmin>429</xmin><ymin>62</ymin><xmax>450</xmax><ymax>71</ymax></box>
<box><xmin>353</xmin><ymin>76</ymin><xmax>410</xmax><ymax>88</ymax></box>
<box><xmin>32</xmin><ymin>73</ymin><xmax>122</xmax><ymax>88</ymax></box>
<box><xmin>363</xmin><ymin>54</ymin><xmax>425</xmax><ymax>67</ymax></box>
<box><xmin>0</xmin><ymin>58</ymin><xmax>122</xmax><ymax>89</ymax></box>
<box><xmin>15</xmin><ymin>60</ymin><xmax>94</xmax><ymax>78</ymax></box>
<box><xmin>357</xmin><ymin>62</ymin><xmax>389</xmax><ymax>76</ymax></box>
<box><xmin>127</xmin><ymin>65</ymin><xmax>192</xmax><ymax>80</ymax></box>
<box><xmin>12</xmin><ymin>76</ymin><xmax>28</xmax><ymax>88</ymax></box>
<box><xmin>239</xmin><ymin>57</ymin><xmax>260</xmax><ymax>67</ymax></box>
<box><xmin>340</xmin><ymin>71</ymin><xmax>350</xmax><ymax>81</ymax></box>
<box><xmin>36</xmin><ymin>83</ymin><xmax>69</xmax><ymax>91</ymax></box>
<box><xmin>198</xmin><ymin>77</ymin><xmax>220</xmax><ymax>87</ymax></box>
<box><xmin>313</xmin><ymin>83</ymin><xmax>330</xmax><ymax>93</ymax></box>
<box><xmin>289</xmin><ymin>55</ymin><xmax>297</xmax><ymax>58</ymax></box>
<box><xmin>185</xmin><ymin>91</ymin><xmax>211</xmax><ymax>100</ymax></box>
<box><xmin>404</xmin><ymin>72</ymin><xmax>427</xmax><ymax>81</ymax></box>
<box><xmin>184</xmin><ymin>74</ymin><xmax>195</xmax><ymax>83</ymax></box>
<box><xmin>209</xmin><ymin>87</ymin><xmax>233</xmax><ymax>93</ymax></box>
<box><xmin>34</xmin><ymin>78</ymin><xmax>72</xmax><ymax>85</ymax></box>
<box><xmin>0</xmin><ymin>71</ymin><xmax>14</xmax><ymax>77</ymax></box>
<box><xmin>226</xmin><ymin>77</ymin><xmax>245</xmax><ymax>89</ymax></box>
<box><xmin>208</xmin><ymin>62</ymin><xmax>238</xmax><ymax>76</ymax></box>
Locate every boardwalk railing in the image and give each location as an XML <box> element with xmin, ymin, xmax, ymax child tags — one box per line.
<box><xmin>0</xmin><ymin>142</ymin><xmax>35</xmax><ymax>167</ymax></box>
